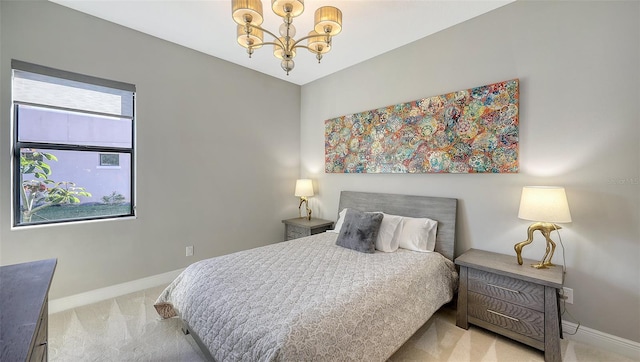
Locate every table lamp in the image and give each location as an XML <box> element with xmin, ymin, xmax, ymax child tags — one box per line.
<box><xmin>294</xmin><ymin>179</ymin><xmax>314</xmax><ymax>220</ymax></box>
<box><xmin>514</xmin><ymin>186</ymin><xmax>572</xmax><ymax>269</ymax></box>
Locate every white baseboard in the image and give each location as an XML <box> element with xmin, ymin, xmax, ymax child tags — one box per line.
<box><xmin>49</xmin><ymin>268</ymin><xmax>184</xmax><ymax>314</ymax></box>
<box><xmin>562</xmin><ymin>321</ymin><xmax>640</xmax><ymax>360</ymax></box>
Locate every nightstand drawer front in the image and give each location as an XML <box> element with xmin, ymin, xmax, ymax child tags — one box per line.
<box><xmin>468</xmin><ymin>291</ymin><xmax>544</xmax><ymax>342</ymax></box>
<box><xmin>286</xmin><ymin>224</ymin><xmax>310</xmax><ymax>240</ymax></box>
<box><xmin>283</xmin><ymin>218</ymin><xmax>334</xmax><ymax>241</ymax></box>
<box><xmin>30</xmin><ymin>312</ymin><xmax>47</xmax><ymax>362</ymax></box>
<box><xmin>313</xmin><ymin>225</ymin><xmax>334</xmax><ymax>234</ymax></box>
<box><xmin>468</xmin><ymin>269</ymin><xmax>544</xmax><ymax>312</ymax></box>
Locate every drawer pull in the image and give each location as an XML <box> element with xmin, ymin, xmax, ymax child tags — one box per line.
<box><xmin>487</xmin><ymin>309</ymin><xmax>519</xmax><ymax>322</ymax></box>
<box><xmin>38</xmin><ymin>341</ymin><xmax>47</xmax><ymax>346</ymax></box>
<box><xmin>488</xmin><ymin>283</ymin><xmax>521</xmax><ymax>294</ymax></box>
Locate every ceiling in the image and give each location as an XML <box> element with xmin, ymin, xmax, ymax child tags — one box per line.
<box><xmin>49</xmin><ymin>0</ymin><xmax>514</xmax><ymax>86</ymax></box>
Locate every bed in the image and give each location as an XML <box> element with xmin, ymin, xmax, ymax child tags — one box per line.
<box><xmin>155</xmin><ymin>191</ymin><xmax>458</xmax><ymax>361</ymax></box>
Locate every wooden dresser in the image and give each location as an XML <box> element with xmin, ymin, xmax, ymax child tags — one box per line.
<box><xmin>455</xmin><ymin>249</ymin><xmax>563</xmax><ymax>362</ymax></box>
<box><xmin>0</xmin><ymin>258</ymin><xmax>57</xmax><ymax>362</ymax></box>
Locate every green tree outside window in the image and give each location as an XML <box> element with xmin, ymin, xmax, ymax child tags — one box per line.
<box><xmin>20</xmin><ymin>150</ymin><xmax>91</xmax><ymax>223</ymax></box>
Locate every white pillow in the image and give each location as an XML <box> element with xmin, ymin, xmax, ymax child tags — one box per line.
<box><xmin>375</xmin><ymin>213</ymin><xmax>403</xmax><ymax>252</ymax></box>
<box><xmin>398</xmin><ymin>216</ymin><xmax>438</xmax><ymax>252</ymax></box>
<box><xmin>327</xmin><ymin>208</ymin><xmax>348</xmax><ymax>233</ymax></box>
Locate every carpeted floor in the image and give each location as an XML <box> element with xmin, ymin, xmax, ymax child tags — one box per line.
<box><xmin>48</xmin><ymin>285</ymin><xmax>635</xmax><ymax>362</ymax></box>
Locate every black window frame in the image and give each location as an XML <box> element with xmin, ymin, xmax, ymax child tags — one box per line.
<box><xmin>11</xmin><ymin>60</ymin><xmax>136</xmax><ymax>227</ymax></box>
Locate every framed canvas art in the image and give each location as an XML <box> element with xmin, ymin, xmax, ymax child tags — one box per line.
<box><xmin>325</xmin><ymin>79</ymin><xmax>519</xmax><ymax>173</ymax></box>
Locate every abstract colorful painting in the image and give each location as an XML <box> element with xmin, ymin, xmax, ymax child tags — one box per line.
<box><xmin>325</xmin><ymin>79</ymin><xmax>519</xmax><ymax>173</ymax></box>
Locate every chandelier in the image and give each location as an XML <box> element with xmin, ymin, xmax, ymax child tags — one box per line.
<box><xmin>232</xmin><ymin>0</ymin><xmax>342</xmax><ymax>75</ymax></box>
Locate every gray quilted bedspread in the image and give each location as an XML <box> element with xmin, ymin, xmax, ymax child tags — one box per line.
<box><xmin>155</xmin><ymin>232</ymin><xmax>457</xmax><ymax>362</ymax></box>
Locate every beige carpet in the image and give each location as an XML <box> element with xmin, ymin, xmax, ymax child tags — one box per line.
<box><xmin>49</xmin><ymin>285</ymin><xmax>635</xmax><ymax>362</ymax></box>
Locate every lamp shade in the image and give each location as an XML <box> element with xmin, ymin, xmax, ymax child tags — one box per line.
<box><xmin>314</xmin><ymin>6</ymin><xmax>342</xmax><ymax>36</ymax></box>
<box><xmin>273</xmin><ymin>38</ymin><xmax>296</xmax><ymax>59</ymax></box>
<box><xmin>307</xmin><ymin>31</ymin><xmax>331</xmax><ymax>54</ymax></box>
<box><xmin>232</xmin><ymin>0</ymin><xmax>264</xmax><ymax>26</ymax></box>
<box><xmin>518</xmin><ymin>186</ymin><xmax>572</xmax><ymax>223</ymax></box>
<box><xmin>272</xmin><ymin>0</ymin><xmax>305</xmax><ymax>18</ymax></box>
<box><xmin>294</xmin><ymin>179</ymin><xmax>314</xmax><ymax>197</ymax></box>
<box><xmin>237</xmin><ymin>25</ymin><xmax>263</xmax><ymax>49</ymax></box>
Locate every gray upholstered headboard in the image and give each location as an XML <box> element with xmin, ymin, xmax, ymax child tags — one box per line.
<box><xmin>337</xmin><ymin>191</ymin><xmax>457</xmax><ymax>261</ymax></box>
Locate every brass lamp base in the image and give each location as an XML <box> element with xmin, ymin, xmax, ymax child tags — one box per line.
<box><xmin>298</xmin><ymin>197</ymin><xmax>312</xmax><ymax>221</ymax></box>
<box><xmin>514</xmin><ymin>222</ymin><xmax>561</xmax><ymax>269</ymax></box>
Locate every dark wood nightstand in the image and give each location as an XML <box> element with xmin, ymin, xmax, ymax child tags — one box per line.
<box><xmin>282</xmin><ymin>218</ymin><xmax>334</xmax><ymax>241</ymax></box>
<box><xmin>455</xmin><ymin>249</ymin><xmax>563</xmax><ymax>362</ymax></box>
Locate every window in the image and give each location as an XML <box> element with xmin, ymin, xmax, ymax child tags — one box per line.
<box><xmin>12</xmin><ymin>60</ymin><xmax>136</xmax><ymax>226</ymax></box>
<box><xmin>99</xmin><ymin>154</ymin><xmax>120</xmax><ymax>167</ymax></box>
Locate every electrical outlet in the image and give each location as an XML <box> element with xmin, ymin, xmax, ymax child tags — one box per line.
<box><xmin>562</xmin><ymin>287</ymin><xmax>573</xmax><ymax>304</ymax></box>
<box><xmin>186</xmin><ymin>246</ymin><xmax>194</xmax><ymax>257</ymax></box>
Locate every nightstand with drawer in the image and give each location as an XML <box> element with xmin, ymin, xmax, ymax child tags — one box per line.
<box><xmin>455</xmin><ymin>249</ymin><xmax>563</xmax><ymax>362</ymax></box>
<box><xmin>282</xmin><ymin>218</ymin><xmax>334</xmax><ymax>241</ymax></box>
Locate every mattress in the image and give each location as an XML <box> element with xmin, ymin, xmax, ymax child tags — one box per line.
<box><xmin>155</xmin><ymin>232</ymin><xmax>458</xmax><ymax>361</ymax></box>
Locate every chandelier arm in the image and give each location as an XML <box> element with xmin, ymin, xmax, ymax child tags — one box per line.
<box><xmin>246</xmin><ymin>41</ymin><xmax>283</xmax><ymax>52</ymax></box>
<box><xmin>245</xmin><ymin>23</ymin><xmax>285</xmax><ymax>48</ymax></box>
<box><xmin>290</xmin><ymin>34</ymin><xmax>332</xmax><ymax>49</ymax></box>
<box><xmin>294</xmin><ymin>45</ymin><xmax>325</xmax><ymax>63</ymax></box>
<box><xmin>250</xmin><ymin>41</ymin><xmax>281</xmax><ymax>48</ymax></box>
<box><xmin>292</xmin><ymin>45</ymin><xmax>321</xmax><ymax>54</ymax></box>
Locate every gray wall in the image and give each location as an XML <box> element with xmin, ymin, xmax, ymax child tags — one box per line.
<box><xmin>0</xmin><ymin>1</ymin><xmax>301</xmax><ymax>299</ymax></box>
<box><xmin>301</xmin><ymin>1</ymin><xmax>639</xmax><ymax>342</ymax></box>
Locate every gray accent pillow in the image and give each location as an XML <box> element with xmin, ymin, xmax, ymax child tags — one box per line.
<box><xmin>335</xmin><ymin>208</ymin><xmax>383</xmax><ymax>253</ymax></box>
